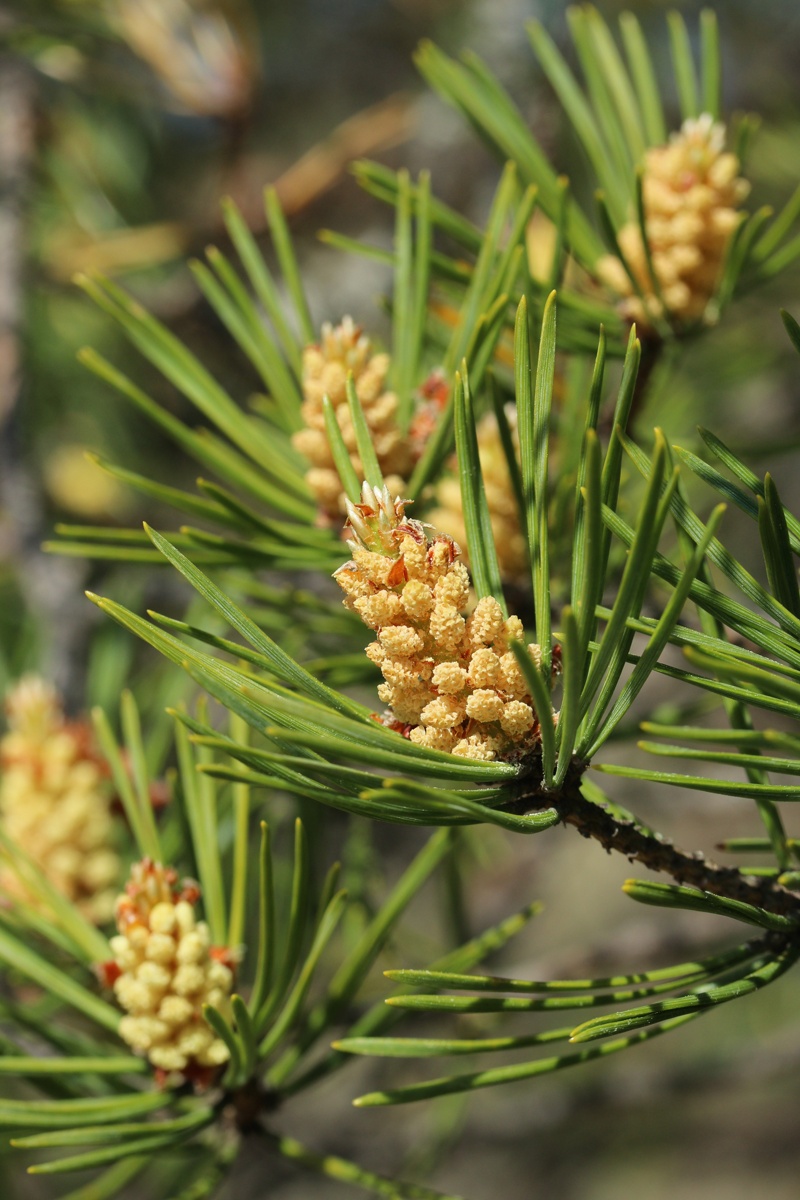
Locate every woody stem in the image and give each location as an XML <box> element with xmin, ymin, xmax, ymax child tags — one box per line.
<box><xmin>507</xmin><ymin>758</ymin><xmax>800</xmax><ymax>919</ymax></box>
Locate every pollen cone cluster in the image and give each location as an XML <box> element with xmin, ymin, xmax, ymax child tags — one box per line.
<box><xmin>596</xmin><ymin>115</ymin><xmax>750</xmax><ymax>327</ymax></box>
<box><xmin>429</xmin><ymin>409</ymin><xmax>527</xmax><ymax>582</ymax></box>
<box><xmin>0</xmin><ymin>676</ymin><xmax>119</xmax><ymax>923</ymax></box>
<box><xmin>293</xmin><ymin>317</ymin><xmax>413</xmax><ymax>521</ymax></box>
<box><xmin>335</xmin><ymin>484</ymin><xmax>551</xmax><ymax>762</ymax></box>
<box><xmin>107</xmin><ymin>859</ymin><xmax>234</xmax><ymax>1079</ymax></box>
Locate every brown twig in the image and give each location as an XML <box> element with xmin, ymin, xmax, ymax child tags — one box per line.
<box><xmin>508</xmin><ymin>759</ymin><xmax>800</xmax><ymax>918</ymax></box>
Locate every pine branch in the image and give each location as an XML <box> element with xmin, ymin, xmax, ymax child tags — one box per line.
<box><xmin>509</xmin><ymin>759</ymin><xmax>800</xmax><ymax>918</ymax></box>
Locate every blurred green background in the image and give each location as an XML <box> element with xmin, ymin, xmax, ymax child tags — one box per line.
<box><xmin>3</xmin><ymin>1</ymin><xmax>800</xmax><ymax>1196</ymax></box>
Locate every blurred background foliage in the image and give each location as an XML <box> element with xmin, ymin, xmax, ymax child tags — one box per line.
<box><xmin>3</xmin><ymin>1</ymin><xmax>800</xmax><ymax>1197</ymax></box>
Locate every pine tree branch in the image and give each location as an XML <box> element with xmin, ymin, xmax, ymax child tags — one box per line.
<box><xmin>509</xmin><ymin>759</ymin><xmax>800</xmax><ymax>918</ymax></box>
